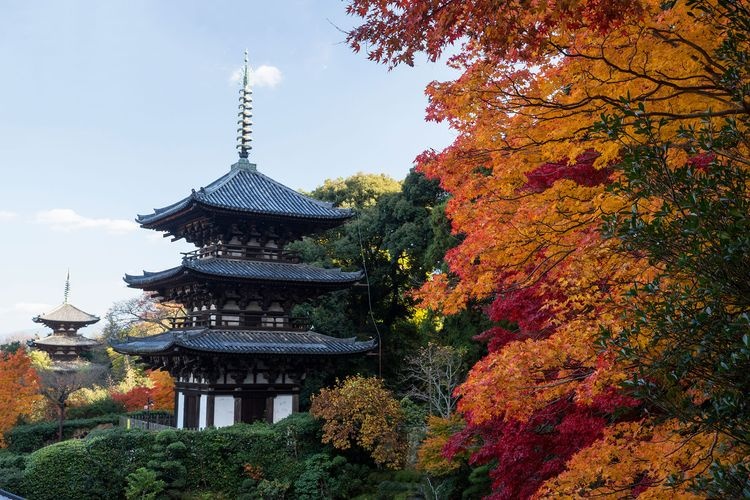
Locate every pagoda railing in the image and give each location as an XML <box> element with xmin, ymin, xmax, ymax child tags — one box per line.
<box><xmin>181</xmin><ymin>244</ymin><xmax>301</xmax><ymax>263</ymax></box>
<box><xmin>170</xmin><ymin>310</ymin><xmax>310</xmax><ymax>331</ymax></box>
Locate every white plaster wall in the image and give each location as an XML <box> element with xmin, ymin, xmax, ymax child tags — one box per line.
<box><xmin>176</xmin><ymin>392</ymin><xmax>185</xmax><ymax>429</ymax></box>
<box><xmin>273</xmin><ymin>395</ymin><xmax>294</xmax><ymax>423</ymax></box>
<box><xmin>199</xmin><ymin>394</ymin><xmax>208</xmax><ymax>429</ymax></box>
<box><xmin>214</xmin><ymin>396</ymin><xmax>235</xmax><ymax>428</ymax></box>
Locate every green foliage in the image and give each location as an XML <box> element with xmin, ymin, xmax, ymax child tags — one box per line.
<box><xmin>6</xmin><ymin>415</ymin><xmax>120</xmax><ymax>453</ymax></box>
<box><xmin>599</xmin><ymin>109</ymin><xmax>750</xmax><ymax>481</ymax></box>
<box><xmin>293</xmin><ymin>453</ymin><xmax>369</xmax><ymax>499</ymax></box>
<box><xmin>140</xmin><ymin>432</ymin><xmax>188</xmax><ymax>498</ymax></box>
<box><xmin>12</xmin><ymin>412</ymin><xmax>451</xmax><ymax>498</ymax></box>
<box><xmin>294</xmin><ymin>169</ymin><xmax>484</xmax><ymax>390</ymax></box>
<box><xmin>0</xmin><ymin>341</ymin><xmax>22</xmax><ymax>355</ymax></box>
<box><xmin>462</xmin><ymin>463</ymin><xmax>493</xmax><ymax>499</ymax></box>
<box><xmin>693</xmin><ymin>460</ymin><xmax>750</xmax><ymax>498</ymax></box>
<box><xmin>0</xmin><ymin>452</ymin><xmax>28</xmax><ymax>493</ymax></box>
<box><xmin>308</xmin><ymin>172</ymin><xmax>402</xmax><ymax>209</ymax></box>
<box><xmin>23</xmin><ymin>440</ymin><xmax>96</xmax><ymax>500</ymax></box>
<box><xmin>125</xmin><ymin>468</ymin><xmax>166</xmax><ymax>500</ymax></box>
<box><xmin>67</xmin><ymin>397</ymin><xmax>125</xmax><ymax>419</ymax></box>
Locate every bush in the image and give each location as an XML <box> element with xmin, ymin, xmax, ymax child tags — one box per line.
<box><xmin>67</xmin><ymin>397</ymin><xmax>126</xmax><ymax>420</ymax></box>
<box><xmin>0</xmin><ymin>451</ymin><xmax>28</xmax><ymax>493</ymax></box>
<box><xmin>21</xmin><ymin>428</ymin><xmax>153</xmax><ymax>500</ymax></box>
<box><xmin>5</xmin><ymin>415</ymin><xmax>120</xmax><ymax>453</ymax></box>
<box><xmin>125</xmin><ymin>467</ymin><xmax>165</xmax><ymax>500</ymax></box>
<box><xmin>12</xmin><ymin>413</ymin><xmax>397</xmax><ymax>498</ymax></box>
<box><xmin>23</xmin><ymin>440</ymin><xmax>95</xmax><ymax>500</ymax></box>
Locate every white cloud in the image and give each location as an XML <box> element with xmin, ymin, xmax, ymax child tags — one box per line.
<box><xmin>230</xmin><ymin>64</ymin><xmax>283</xmax><ymax>88</ymax></box>
<box><xmin>14</xmin><ymin>302</ymin><xmax>53</xmax><ymax>314</ymax></box>
<box><xmin>35</xmin><ymin>208</ymin><xmax>137</xmax><ymax>234</ymax></box>
<box><xmin>0</xmin><ymin>210</ymin><xmax>17</xmax><ymax>221</ymax></box>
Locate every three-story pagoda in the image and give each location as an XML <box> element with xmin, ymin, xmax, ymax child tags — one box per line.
<box><xmin>32</xmin><ymin>273</ymin><xmax>100</xmax><ymax>361</ymax></box>
<box><xmin>114</xmin><ymin>54</ymin><xmax>374</xmax><ymax>429</ymax></box>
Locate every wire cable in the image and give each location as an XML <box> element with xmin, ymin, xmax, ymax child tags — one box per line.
<box><xmin>355</xmin><ymin>211</ymin><xmax>382</xmax><ymax>378</ymax></box>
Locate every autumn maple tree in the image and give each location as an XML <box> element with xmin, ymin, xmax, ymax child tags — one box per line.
<box><xmin>310</xmin><ymin>376</ymin><xmax>407</xmax><ymax>469</ymax></box>
<box><xmin>113</xmin><ymin>369</ymin><xmax>174</xmax><ymax>412</ymax></box>
<box><xmin>348</xmin><ymin>0</ymin><xmax>749</xmax><ymax>497</ymax></box>
<box><xmin>0</xmin><ymin>350</ymin><xmax>40</xmax><ymax>446</ymax></box>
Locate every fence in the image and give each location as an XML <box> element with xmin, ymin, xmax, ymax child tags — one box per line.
<box><xmin>119</xmin><ymin>413</ymin><xmax>175</xmax><ymax>431</ymax></box>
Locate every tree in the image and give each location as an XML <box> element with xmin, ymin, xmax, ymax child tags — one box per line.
<box><xmin>36</xmin><ymin>362</ymin><xmax>106</xmax><ymax>442</ymax></box>
<box><xmin>0</xmin><ymin>340</ymin><xmax>22</xmax><ymax>355</ymax></box>
<box><xmin>310</xmin><ymin>376</ymin><xmax>407</xmax><ymax>469</ymax></box>
<box><xmin>113</xmin><ymin>369</ymin><xmax>174</xmax><ymax>412</ymax></box>
<box><xmin>148</xmin><ymin>370</ymin><xmax>175</xmax><ymax>412</ymax></box>
<box><xmin>294</xmin><ymin>170</ymin><xmax>485</xmax><ymax>389</ymax></box>
<box><xmin>404</xmin><ymin>342</ymin><xmax>465</xmax><ymax>418</ymax></box>
<box><xmin>101</xmin><ymin>294</ymin><xmax>181</xmax><ymax>343</ymax></box>
<box><xmin>307</xmin><ymin>172</ymin><xmax>401</xmax><ymax>209</ymax></box>
<box><xmin>347</xmin><ymin>0</ymin><xmax>749</xmax><ymax>496</ymax></box>
<box><xmin>0</xmin><ymin>350</ymin><xmax>40</xmax><ymax>446</ymax></box>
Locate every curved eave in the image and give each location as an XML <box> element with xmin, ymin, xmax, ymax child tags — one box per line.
<box><xmin>112</xmin><ymin>329</ymin><xmax>376</xmax><ymax>357</ymax></box>
<box><xmin>138</xmin><ymin>199</ymin><xmax>353</xmax><ymax>230</ymax></box>
<box><xmin>123</xmin><ymin>259</ymin><xmax>364</xmax><ymax>289</ymax></box>
<box><xmin>135</xmin><ymin>166</ymin><xmax>353</xmax><ymax>230</ymax></box>
<box><xmin>33</xmin><ymin>335</ymin><xmax>100</xmax><ymax>347</ymax></box>
<box><xmin>32</xmin><ymin>317</ymin><xmax>100</xmax><ymax>327</ymax></box>
<box><xmin>111</xmin><ymin>331</ymin><xmax>176</xmax><ymax>355</ymax></box>
<box><xmin>32</xmin><ymin>303</ymin><xmax>100</xmax><ymax>325</ymax></box>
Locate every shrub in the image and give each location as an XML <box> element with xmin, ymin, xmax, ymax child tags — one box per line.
<box><xmin>0</xmin><ymin>451</ymin><xmax>28</xmax><ymax>493</ymax></box>
<box><xmin>23</xmin><ymin>440</ymin><xmax>94</xmax><ymax>499</ymax></box>
<box><xmin>20</xmin><ymin>428</ymin><xmax>153</xmax><ymax>500</ymax></box>
<box><xmin>13</xmin><ymin>413</ymin><xmax>386</xmax><ymax>498</ymax></box>
<box><xmin>125</xmin><ymin>467</ymin><xmax>166</xmax><ymax>500</ymax></box>
<box><xmin>67</xmin><ymin>397</ymin><xmax>126</xmax><ymax>419</ymax></box>
<box><xmin>5</xmin><ymin>415</ymin><xmax>120</xmax><ymax>453</ymax></box>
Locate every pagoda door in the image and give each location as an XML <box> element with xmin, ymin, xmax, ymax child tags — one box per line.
<box><xmin>238</xmin><ymin>395</ymin><xmax>267</xmax><ymax>423</ymax></box>
<box><xmin>183</xmin><ymin>394</ymin><xmax>200</xmax><ymax>429</ymax></box>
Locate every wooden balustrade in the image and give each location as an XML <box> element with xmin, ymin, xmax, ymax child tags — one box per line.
<box><xmin>170</xmin><ymin>310</ymin><xmax>310</xmax><ymax>331</ymax></box>
<box><xmin>181</xmin><ymin>244</ymin><xmax>301</xmax><ymax>263</ymax></box>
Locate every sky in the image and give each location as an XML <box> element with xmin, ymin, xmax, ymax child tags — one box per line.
<box><xmin>0</xmin><ymin>1</ymin><xmax>457</xmax><ymax>340</ymax></box>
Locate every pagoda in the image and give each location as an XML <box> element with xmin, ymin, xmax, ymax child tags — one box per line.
<box><xmin>114</xmin><ymin>53</ymin><xmax>375</xmax><ymax>429</ymax></box>
<box><xmin>32</xmin><ymin>273</ymin><xmax>100</xmax><ymax>361</ymax></box>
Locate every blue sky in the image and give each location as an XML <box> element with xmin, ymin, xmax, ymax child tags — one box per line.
<box><xmin>0</xmin><ymin>1</ymin><xmax>456</xmax><ymax>339</ymax></box>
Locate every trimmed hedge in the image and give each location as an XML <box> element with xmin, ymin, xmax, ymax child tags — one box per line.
<box><xmin>5</xmin><ymin>415</ymin><xmax>120</xmax><ymax>453</ymax></box>
<box><xmin>0</xmin><ymin>452</ymin><xmax>28</xmax><ymax>493</ymax></box>
<box><xmin>17</xmin><ymin>413</ymin><xmax>386</xmax><ymax>499</ymax></box>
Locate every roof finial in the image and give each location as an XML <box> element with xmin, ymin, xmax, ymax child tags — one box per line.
<box><xmin>64</xmin><ymin>270</ymin><xmax>70</xmax><ymax>304</ymax></box>
<box><xmin>237</xmin><ymin>49</ymin><xmax>253</xmax><ymax>159</ymax></box>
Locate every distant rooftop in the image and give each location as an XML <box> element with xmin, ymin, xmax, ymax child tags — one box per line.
<box><xmin>33</xmin><ymin>334</ymin><xmax>99</xmax><ymax>347</ymax></box>
<box><xmin>33</xmin><ymin>303</ymin><xmax>100</xmax><ymax>325</ymax></box>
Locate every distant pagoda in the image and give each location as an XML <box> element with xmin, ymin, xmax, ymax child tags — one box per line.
<box><xmin>114</xmin><ymin>52</ymin><xmax>375</xmax><ymax>429</ymax></box>
<box><xmin>32</xmin><ymin>272</ymin><xmax>100</xmax><ymax>361</ymax></box>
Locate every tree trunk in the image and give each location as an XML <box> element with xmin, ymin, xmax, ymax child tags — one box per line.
<box><xmin>57</xmin><ymin>402</ymin><xmax>65</xmax><ymax>442</ymax></box>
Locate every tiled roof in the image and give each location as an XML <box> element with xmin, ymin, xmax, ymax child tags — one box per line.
<box><xmin>112</xmin><ymin>329</ymin><xmax>376</xmax><ymax>356</ymax></box>
<box><xmin>124</xmin><ymin>258</ymin><xmax>363</xmax><ymax>287</ymax></box>
<box><xmin>137</xmin><ymin>159</ymin><xmax>352</xmax><ymax>226</ymax></box>
<box><xmin>33</xmin><ymin>303</ymin><xmax>100</xmax><ymax>325</ymax></box>
<box><xmin>33</xmin><ymin>334</ymin><xmax>99</xmax><ymax>347</ymax></box>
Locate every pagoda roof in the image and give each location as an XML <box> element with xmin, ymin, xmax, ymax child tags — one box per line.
<box><xmin>112</xmin><ymin>329</ymin><xmax>376</xmax><ymax>356</ymax></box>
<box><xmin>33</xmin><ymin>334</ymin><xmax>99</xmax><ymax>348</ymax></box>
<box><xmin>33</xmin><ymin>303</ymin><xmax>100</xmax><ymax>325</ymax></box>
<box><xmin>124</xmin><ymin>257</ymin><xmax>363</xmax><ymax>288</ymax></box>
<box><xmin>137</xmin><ymin>159</ymin><xmax>353</xmax><ymax>228</ymax></box>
